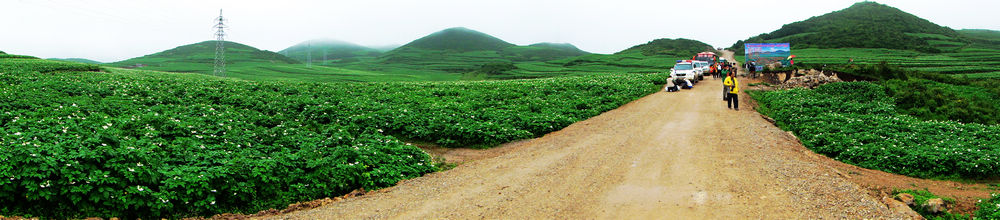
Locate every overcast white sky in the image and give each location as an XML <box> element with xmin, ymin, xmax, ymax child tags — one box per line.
<box><xmin>1</xmin><ymin>0</ymin><xmax>997</xmax><ymax>62</ymax></box>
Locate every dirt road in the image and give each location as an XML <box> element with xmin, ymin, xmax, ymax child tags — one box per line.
<box><xmin>268</xmin><ymin>72</ymin><xmax>906</xmax><ymax>218</ymax></box>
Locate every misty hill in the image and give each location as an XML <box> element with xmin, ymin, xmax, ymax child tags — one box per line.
<box><xmin>48</xmin><ymin>58</ymin><xmax>102</xmax><ymax>64</ymax></box>
<box><xmin>373</xmin><ymin>27</ymin><xmax>590</xmax><ymax>74</ymax></box>
<box><xmin>370</xmin><ymin>44</ymin><xmax>401</xmax><ymax>52</ymax></box>
<box><xmin>109</xmin><ymin>41</ymin><xmax>301</xmax><ymax>77</ymax></box>
<box><xmin>959</xmin><ymin>29</ymin><xmax>1000</xmax><ymax>49</ymax></box>
<box><xmin>618</xmin><ymin>38</ymin><xmax>716</xmax><ymax>57</ymax></box>
<box><xmin>502</xmin><ymin>43</ymin><xmax>590</xmax><ymax>62</ymax></box>
<box><xmin>113</xmin><ymin>41</ymin><xmax>298</xmax><ymax>67</ymax></box>
<box><xmin>534</xmin><ymin>38</ymin><xmax>714</xmax><ymax>76</ymax></box>
<box><xmin>279</xmin><ymin>39</ymin><xmax>381</xmax><ymax>62</ymax></box>
<box><xmin>730</xmin><ymin>2</ymin><xmax>962</xmax><ymax>54</ymax></box>
<box><xmin>396</xmin><ymin>27</ymin><xmax>514</xmax><ymax>52</ymax></box>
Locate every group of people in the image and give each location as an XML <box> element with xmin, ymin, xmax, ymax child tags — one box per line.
<box><xmin>708</xmin><ymin>62</ymin><xmax>736</xmax><ymax>79</ymax></box>
<box><xmin>665</xmin><ymin>61</ymin><xmax>739</xmax><ymax>110</ymax></box>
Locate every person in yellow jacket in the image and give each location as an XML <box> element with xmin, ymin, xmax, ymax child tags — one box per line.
<box><xmin>723</xmin><ymin>72</ymin><xmax>739</xmax><ymax>110</ymax></box>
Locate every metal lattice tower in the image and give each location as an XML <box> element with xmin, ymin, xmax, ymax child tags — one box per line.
<box><xmin>213</xmin><ymin>9</ymin><xmax>227</xmax><ymax>77</ymax></box>
<box><xmin>306</xmin><ymin>43</ymin><xmax>312</xmax><ymax>68</ymax></box>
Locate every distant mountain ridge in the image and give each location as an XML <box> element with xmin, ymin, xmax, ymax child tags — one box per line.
<box><xmin>374</xmin><ymin>27</ymin><xmax>591</xmax><ymax>73</ymax></box>
<box><xmin>48</xmin><ymin>58</ymin><xmax>102</xmax><ymax>64</ymax></box>
<box><xmin>731</xmin><ymin>2</ymin><xmax>962</xmax><ymax>54</ymax></box>
<box><xmin>279</xmin><ymin>39</ymin><xmax>381</xmax><ymax>62</ymax></box>
<box><xmin>394</xmin><ymin>27</ymin><xmax>515</xmax><ymax>52</ymax></box>
<box><xmin>619</xmin><ymin>38</ymin><xmax>716</xmax><ymax>57</ymax></box>
<box><xmin>529</xmin><ymin>43</ymin><xmax>587</xmax><ymax>53</ymax></box>
<box><xmin>114</xmin><ymin>41</ymin><xmax>297</xmax><ymax>66</ymax></box>
<box><xmin>959</xmin><ymin>29</ymin><xmax>1000</xmax><ymax>50</ymax></box>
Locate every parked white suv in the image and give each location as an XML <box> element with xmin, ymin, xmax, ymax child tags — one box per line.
<box><xmin>671</xmin><ymin>62</ymin><xmax>698</xmax><ymax>83</ymax></box>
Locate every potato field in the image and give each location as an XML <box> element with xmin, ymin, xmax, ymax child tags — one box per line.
<box><xmin>0</xmin><ymin>58</ymin><xmax>667</xmax><ymax>218</ymax></box>
<box><xmin>752</xmin><ymin>82</ymin><xmax>1000</xmax><ymax>179</ymax></box>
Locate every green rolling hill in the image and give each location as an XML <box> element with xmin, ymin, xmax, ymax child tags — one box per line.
<box><xmin>502</xmin><ymin>43</ymin><xmax>590</xmax><ymax>62</ymax></box>
<box><xmin>731</xmin><ymin>2</ymin><xmax>962</xmax><ymax>54</ymax></box>
<box><xmin>503</xmin><ymin>38</ymin><xmax>715</xmax><ymax>79</ymax></box>
<box><xmin>727</xmin><ymin>2</ymin><xmax>1000</xmax><ymax>78</ymax></box>
<box><xmin>103</xmin><ymin>28</ymin><xmax>715</xmax><ymax>82</ymax></box>
<box><xmin>332</xmin><ymin>27</ymin><xmax>598</xmax><ymax>79</ymax></box>
<box><xmin>372</xmin><ymin>27</ymin><xmax>518</xmax><ymax>74</ymax></box>
<box><xmin>108</xmin><ymin>41</ymin><xmax>455</xmax><ymax>82</ymax></box>
<box><xmin>396</xmin><ymin>27</ymin><xmax>514</xmax><ymax>52</ymax></box>
<box><xmin>619</xmin><ymin>38</ymin><xmax>716</xmax><ymax>57</ymax></box>
<box><xmin>47</xmin><ymin>58</ymin><xmax>102</xmax><ymax>64</ymax></box>
<box><xmin>278</xmin><ymin>39</ymin><xmax>382</xmax><ymax>63</ymax></box>
<box><xmin>959</xmin><ymin>29</ymin><xmax>1000</xmax><ymax>50</ymax></box>
<box><xmin>111</xmin><ymin>40</ymin><xmax>298</xmax><ymax>69</ymax></box>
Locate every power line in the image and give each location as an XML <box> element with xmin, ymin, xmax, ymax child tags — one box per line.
<box><xmin>213</xmin><ymin>9</ymin><xmax>227</xmax><ymax>77</ymax></box>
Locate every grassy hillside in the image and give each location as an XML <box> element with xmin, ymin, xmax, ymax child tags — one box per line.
<box><xmin>104</xmin><ymin>29</ymin><xmax>706</xmax><ymax>82</ymax></box>
<box><xmin>959</xmin><ymin>29</ymin><xmax>1000</xmax><ymax>50</ymax></box>
<box><xmin>113</xmin><ymin>41</ymin><xmax>297</xmax><ymax>66</ymax></box>
<box><xmin>370</xmin><ymin>44</ymin><xmax>401</xmax><ymax>52</ymax></box>
<box><xmin>725</xmin><ymin>2</ymin><xmax>999</xmax><ymax>78</ymax></box>
<box><xmin>278</xmin><ymin>39</ymin><xmax>381</xmax><ymax>62</ymax></box>
<box><xmin>351</xmin><ymin>28</ymin><xmax>707</xmax><ymax>80</ymax></box>
<box><xmin>788</xmin><ymin>48</ymin><xmax>1000</xmax><ymax>77</ymax></box>
<box><xmin>395</xmin><ymin>27</ymin><xmax>514</xmax><ymax>52</ymax></box>
<box><xmin>731</xmin><ymin>2</ymin><xmax>962</xmax><ymax>54</ymax></box>
<box><xmin>334</xmin><ymin>27</ymin><xmax>601</xmax><ymax>78</ymax></box>
<box><xmin>959</xmin><ymin>29</ymin><xmax>1000</xmax><ymax>40</ymax></box>
<box><xmin>108</xmin><ymin>41</ymin><xmax>456</xmax><ymax>82</ymax></box>
<box><xmin>375</xmin><ymin>27</ymin><xmax>516</xmax><ymax>73</ymax></box>
<box><xmin>110</xmin><ymin>40</ymin><xmax>298</xmax><ymax>72</ymax></box>
<box><xmin>501</xmin><ymin>43</ymin><xmax>590</xmax><ymax>62</ymax></box>
<box><xmin>47</xmin><ymin>58</ymin><xmax>102</xmax><ymax>64</ymax></box>
<box><xmin>494</xmin><ymin>39</ymin><xmax>717</xmax><ymax>79</ymax></box>
<box><xmin>619</xmin><ymin>38</ymin><xmax>716</xmax><ymax>57</ymax></box>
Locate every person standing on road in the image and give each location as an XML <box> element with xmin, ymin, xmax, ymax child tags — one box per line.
<box><xmin>724</xmin><ymin>72</ymin><xmax>739</xmax><ymax>110</ymax></box>
<box><xmin>720</xmin><ymin>66</ymin><xmax>730</xmax><ymax>100</ymax></box>
<box><xmin>710</xmin><ymin>64</ymin><xmax>718</xmax><ymax>79</ymax></box>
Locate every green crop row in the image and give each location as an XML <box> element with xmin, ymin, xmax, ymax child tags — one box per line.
<box><xmin>752</xmin><ymin>82</ymin><xmax>1000</xmax><ymax>179</ymax></box>
<box><xmin>0</xmin><ymin>58</ymin><xmax>101</xmax><ymax>73</ymax></box>
<box><xmin>788</xmin><ymin>48</ymin><xmax>1000</xmax><ymax>77</ymax></box>
<box><xmin>0</xmin><ymin>58</ymin><xmax>667</xmax><ymax>218</ymax></box>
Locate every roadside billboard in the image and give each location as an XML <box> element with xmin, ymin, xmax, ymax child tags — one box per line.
<box><xmin>745</xmin><ymin>43</ymin><xmax>790</xmax><ymax>70</ymax></box>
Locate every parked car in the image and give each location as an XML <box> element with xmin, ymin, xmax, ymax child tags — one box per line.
<box><xmin>671</xmin><ymin>61</ymin><xmax>699</xmax><ymax>84</ymax></box>
<box><xmin>693</xmin><ymin>61</ymin><xmax>709</xmax><ymax>80</ymax></box>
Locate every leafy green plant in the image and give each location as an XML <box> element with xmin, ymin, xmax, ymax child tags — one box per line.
<box><xmin>0</xmin><ymin>57</ymin><xmax>668</xmax><ymax>218</ymax></box>
<box><xmin>752</xmin><ymin>82</ymin><xmax>1000</xmax><ymax>179</ymax></box>
<box><xmin>977</xmin><ymin>193</ymin><xmax>1000</xmax><ymax>219</ymax></box>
